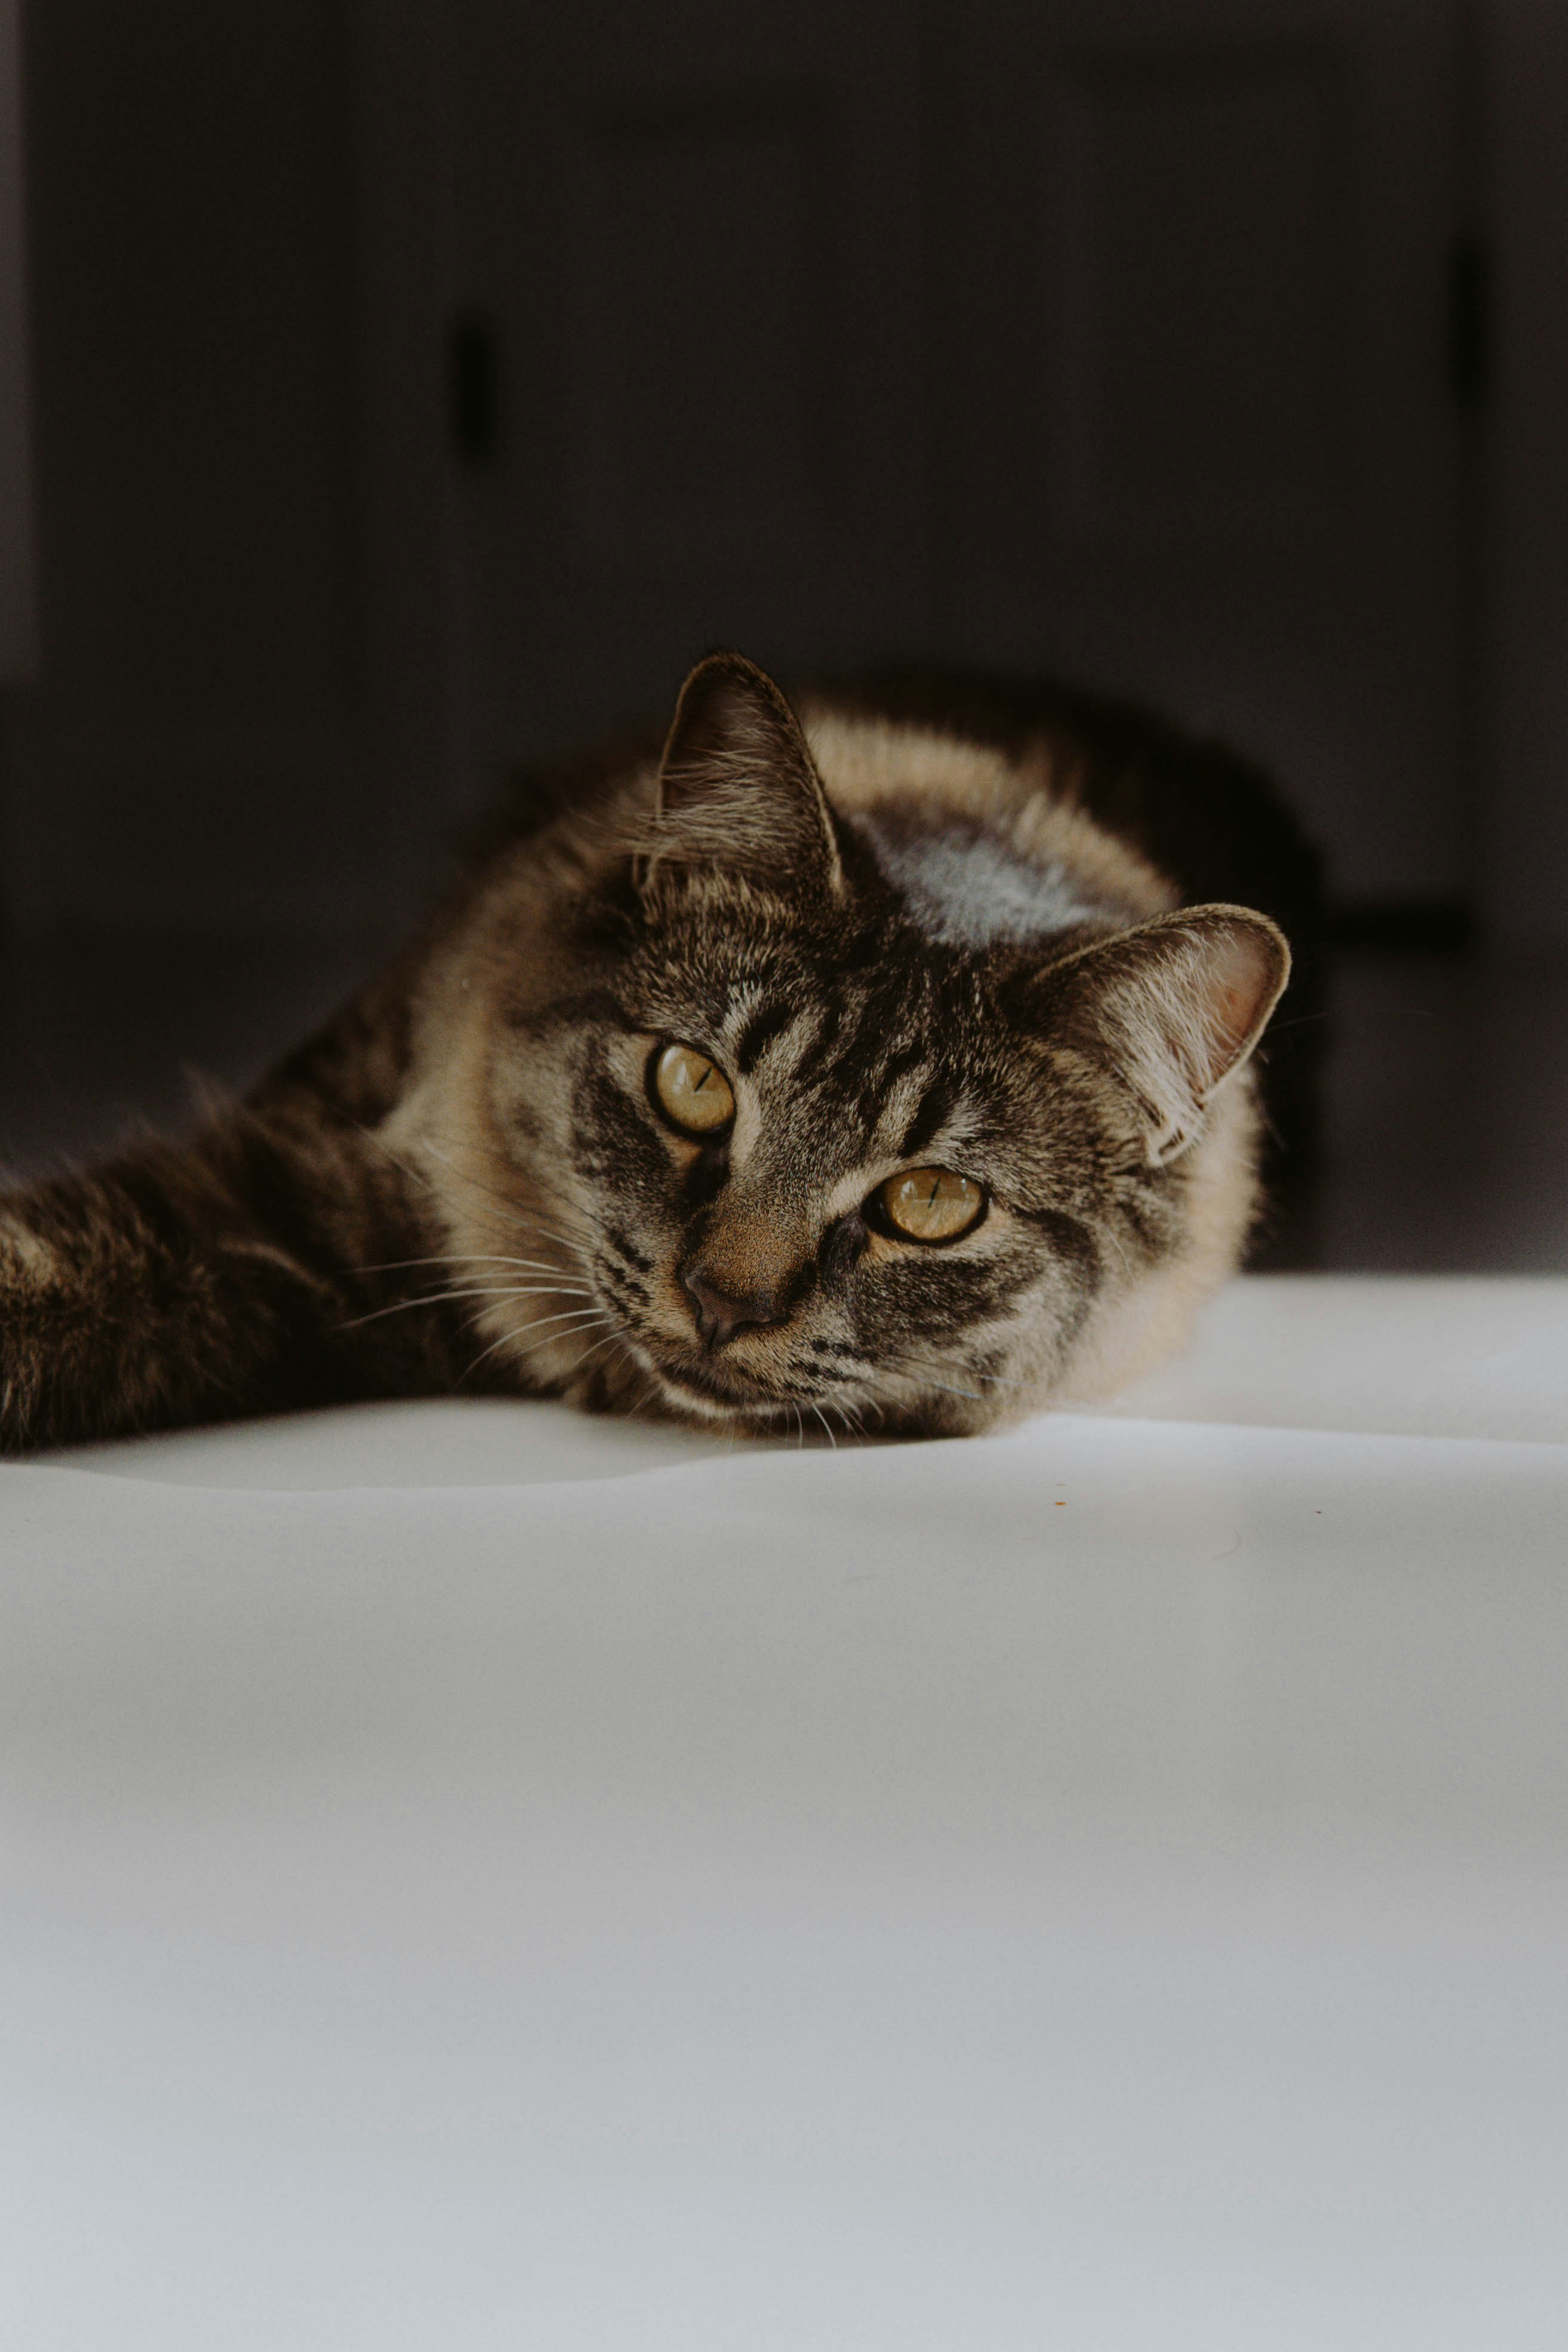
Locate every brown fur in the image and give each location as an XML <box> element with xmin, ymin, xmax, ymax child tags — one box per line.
<box><xmin>0</xmin><ymin>654</ymin><xmax>1322</xmax><ymax>1453</ymax></box>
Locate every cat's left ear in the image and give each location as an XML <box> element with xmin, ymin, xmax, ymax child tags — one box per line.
<box><xmin>1031</xmin><ymin>905</ymin><xmax>1291</xmax><ymax>1165</ymax></box>
<box><xmin>642</xmin><ymin>651</ymin><xmax>845</xmax><ymax>894</ymax></box>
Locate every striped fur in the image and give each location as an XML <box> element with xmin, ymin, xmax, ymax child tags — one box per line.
<box><xmin>0</xmin><ymin>653</ymin><xmax>1321</xmax><ymax>1450</ymax></box>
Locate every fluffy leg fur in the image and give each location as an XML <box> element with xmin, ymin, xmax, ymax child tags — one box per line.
<box><xmin>0</xmin><ymin>1092</ymin><xmax>457</xmax><ymax>1454</ymax></box>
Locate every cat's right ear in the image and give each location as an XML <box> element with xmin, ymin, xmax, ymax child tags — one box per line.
<box><xmin>638</xmin><ymin>652</ymin><xmax>845</xmax><ymax>895</ymax></box>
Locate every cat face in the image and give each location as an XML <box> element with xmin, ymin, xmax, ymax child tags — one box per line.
<box><xmin>468</xmin><ymin>654</ymin><xmax>1288</xmax><ymax>1437</ymax></box>
<box><xmin>535</xmin><ymin>871</ymin><xmax>1146</xmax><ymax>1434</ymax></box>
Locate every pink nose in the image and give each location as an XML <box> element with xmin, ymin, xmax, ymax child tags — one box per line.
<box><xmin>681</xmin><ymin>1264</ymin><xmax>784</xmax><ymax>1349</ymax></box>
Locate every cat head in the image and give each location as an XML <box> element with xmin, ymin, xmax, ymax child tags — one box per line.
<box><xmin>462</xmin><ymin>652</ymin><xmax>1289</xmax><ymax>1435</ymax></box>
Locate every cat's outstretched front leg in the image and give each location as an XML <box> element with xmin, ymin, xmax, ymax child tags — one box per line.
<box><xmin>0</xmin><ymin>1104</ymin><xmax>454</xmax><ymax>1453</ymax></box>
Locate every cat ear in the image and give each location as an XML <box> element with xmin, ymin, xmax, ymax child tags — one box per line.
<box><xmin>1034</xmin><ymin>905</ymin><xmax>1290</xmax><ymax>1165</ymax></box>
<box><xmin>644</xmin><ymin>651</ymin><xmax>844</xmax><ymax>893</ymax></box>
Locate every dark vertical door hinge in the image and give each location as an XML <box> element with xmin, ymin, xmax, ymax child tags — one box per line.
<box><xmin>1447</xmin><ymin>235</ymin><xmax>1490</xmax><ymax>416</ymax></box>
<box><xmin>449</xmin><ymin>311</ymin><xmax>502</xmax><ymax>466</ymax></box>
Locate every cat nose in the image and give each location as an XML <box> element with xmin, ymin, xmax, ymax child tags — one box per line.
<box><xmin>680</xmin><ymin>1263</ymin><xmax>783</xmax><ymax>1350</ymax></box>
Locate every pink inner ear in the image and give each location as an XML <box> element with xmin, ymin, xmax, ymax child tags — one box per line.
<box><xmin>1193</xmin><ymin>920</ymin><xmax>1288</xmax><ymax>1086</ymax></box>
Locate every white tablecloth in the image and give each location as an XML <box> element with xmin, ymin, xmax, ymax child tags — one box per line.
<box><xmin>4</xmin><ymin>1278</ymin><xmax>1567</xmax><ymax>2350</ymax></box>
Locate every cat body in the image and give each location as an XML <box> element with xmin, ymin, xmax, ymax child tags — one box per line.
<box><xmin>0</xmin><ymin>656</ymin><xmax>1321</xmax><ymax>1451</ymax></box>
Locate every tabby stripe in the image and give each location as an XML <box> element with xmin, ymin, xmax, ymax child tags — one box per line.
<box><xmin>805</xmin><ymin>991</ymin><xmax>896</xmax><ymax>1101</ymax></box>
<box><xmin>789</xmin><ymin>999</ymin><xmax>845</xmax><ymax>1084</ymax></box>
<box><xmin>1013</xmin><ymin>1206</ymin><xmax>1103</xmax><ymax>1300</ymax></box>
<box><xmin>898</xmin><ymin>1076</ymin><xmax>954</xmax><ymax>1159</ymax></box>
<box><xmin>604</xmin><ymin>1223</ymin><xmax>653</xmax><ymax>1274</ymax></box>
<box><xmin>734</xmin><ymin>1000</ymin><xmax>797</xmax><ymax>1073</ymax></box>
<box><xmin>847</xmin><ymin>1040</ymin><xmax>923</xmax><ymax>1136</ymax></box>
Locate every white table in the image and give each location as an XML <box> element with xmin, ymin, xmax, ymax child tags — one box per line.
<box><xmin>4</xmin><ymin>1278</ymin><xmax>1567</xmax><ymax>2350</ymax></box>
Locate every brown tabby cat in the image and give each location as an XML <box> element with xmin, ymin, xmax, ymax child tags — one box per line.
<box><xmin>0</xmin><ymin>653</ymin><xmax>1321</xmax><ymax>1451</ymax></box>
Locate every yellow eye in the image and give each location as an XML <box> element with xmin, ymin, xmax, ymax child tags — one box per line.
<box><xmin>878</xmin><ymin>1168</ymin><xmax>986</xmax><ymax>1243</ymax></box>
<box><xmin>651</xmin><ymin>1042</ymin><xmax>736</xmax><ymax>1136</ymax></box>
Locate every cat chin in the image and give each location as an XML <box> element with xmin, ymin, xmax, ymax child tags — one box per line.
<box><xmin>650</xmin><ymin>1361</ymin><xmax>991</xmax><ymax>1443</ymax></box>
<box><xmin>641</xmin><ymin>1352</ymin><xmax>870</xmax><ymax>1435</ymax></box>
<box><xmin>651</xmin><ymin>1357</ymin><xmax>787</xmax><ymax>1423</ymax></box>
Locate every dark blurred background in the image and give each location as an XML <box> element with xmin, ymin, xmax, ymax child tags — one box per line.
<box><xmin>0</xmin><ymin>0</ymin><xmax>1565</xmax><ymax>1267</ymax></box>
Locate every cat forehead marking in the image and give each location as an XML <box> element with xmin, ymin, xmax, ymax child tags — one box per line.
<box><xmin>862</xmin><ymin>821</ymin><xmax>1098</xmax><ymax>950</ymax></box>
<box><xmin>708</xmin><ymin>984</ymin><xmax>961</xmax><ymax>1168</ymax></box>
<box><xmin>721</xmin><ymin>993</ymin><xmax>824</xmax><ymax>1082</ymax></box>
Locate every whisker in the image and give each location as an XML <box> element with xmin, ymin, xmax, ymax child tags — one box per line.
<box><xmin>339</xmin><ymin>1279</ymin><xmax>593</xmax><ymax>1333</ymax></box>
<box><xmin>432</xmin><ymin>1281</ymin><xmax>595</xmax><ymax>1306</ymax></box>
<box><xmin>359</xmin><ymin>1251</ymin><xmax>582</xmax><ymax>1281</ymax></box>
<box><xmin>494</xmin><ymin>1303</ymin><xmax>614</xmax><ymax>1342</ymax></box>
<box><xmin>363</xmin><ymin>1129</ymin><xmax>517</xmax><ymax>1221</ymax></box>
<box><xmin>448</xmin><ymin>1281</ymin><xmax>595</xmax><ymax>1302</ymax></box>
<box><xmin>365</xmin><ymin>1128</ymin><xmax>605</xmax><ymax>1263</ymax></box>
<box><xmin>587</xmin><ymin>1326</ymin><xmax>666</xmax><ymax>1420</ymax></box>
<box><xmin>503</xmin><ymin>1210</ymin><xmax>603</xmax><ymax>1257</ymax></box>
<box><xmin>560</xmin><ymin>1327</ymin><xmax>626</xmax><ymax>1376</ymax></box>
<box><xmin>499</xmin><ymin>1220</ymin><xmax>608</xmax><ymax>1283</ymax></box>
<box><xmin>338</xmin><ymin>1291</ymin><xmax>478</xmax><ymax>1333</ymax></box>
<box><xmin>462</xmin><ymin>1304</ymin><xmax>615</xmax><ymax>1380</ymax></box>
<box><xmin>403</xmin><ymin>1135</ymin><xmax>552</xmax><ymax>1220</ymax></box>
<box><xmin>885</xmin><ymin>1366</ymin><xmax>985</xmax><ymax>1405</ymax></box>
<box><xmin>419</xmin><ymin>1146</ymin><xmax>610</xmax><ymax>1260</ymax></box>
<box><xmin>556</xmin><ymin>1319</ymin><xmax>666</xmax><ymax>1416</ymax></box>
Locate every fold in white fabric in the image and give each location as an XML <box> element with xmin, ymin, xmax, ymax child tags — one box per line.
<box><xmin>3</xmin><ymin>1277</ymin><xmax>1567</xmax><ymax>2348</ymax></box>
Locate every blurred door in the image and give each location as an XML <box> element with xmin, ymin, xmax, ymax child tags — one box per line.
<box><xmin>442</xmin><ymin>0</ymin><xmax>1465</xmax><ymax>905</ymax></box>
<box><xmin>445</xmin><ymin>0</ymin><xmax>930</xmax><ymax>805</ymax></box>
<box><xmin>928</xmin><ymin>0</ymin><xmax>1468</xmax><ymax>904</ymax></box>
